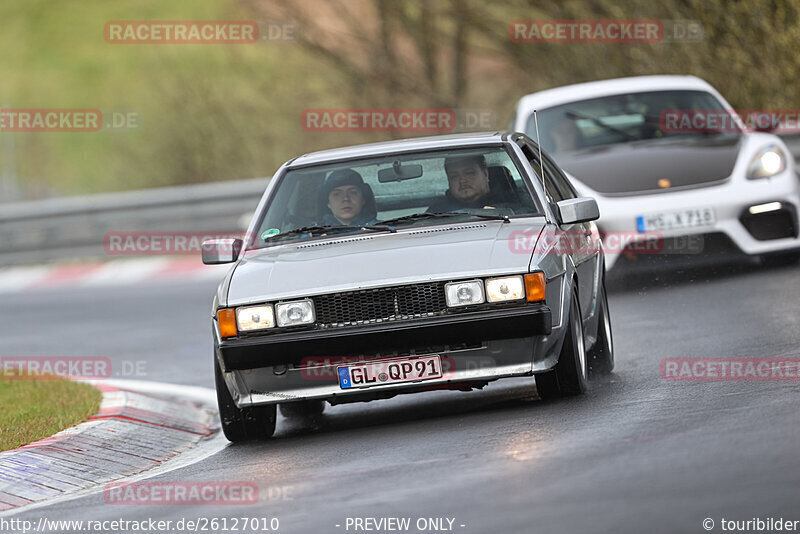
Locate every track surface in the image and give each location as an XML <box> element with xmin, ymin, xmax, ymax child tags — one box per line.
<box><xmin>3</xmin><ymin>259</ymin><xmax>800</xmax><ymax>533</ymax></box>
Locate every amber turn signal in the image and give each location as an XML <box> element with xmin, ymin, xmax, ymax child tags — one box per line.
<box><xmin>217</xmin><ymin>308</ymin><xmax>238</xmax><ymax>338</ymax></box>
<box><xmin>524</xmin><ymin>272</ymin><xmax>546</xmax><ymax>302</ymax></box>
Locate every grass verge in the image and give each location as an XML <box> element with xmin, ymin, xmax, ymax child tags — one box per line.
<box><xmin>0</xmin><ymin>376</ymin><xmax>102</xmax><ymax>451</ymax></box>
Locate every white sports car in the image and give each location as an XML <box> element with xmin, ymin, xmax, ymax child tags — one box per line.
<box><xmin>512</xmin><ymin>75</ymin><xmax>800</xmax><ymax>268</ymax></box>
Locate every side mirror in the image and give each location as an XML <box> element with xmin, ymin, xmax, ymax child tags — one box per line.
<box><xmin>202</xmin><ymin>238</ymin><xmax>242</xmax><ymax>265</ymax></box>
<box><xmin>555</xmin><ymin>197</ymin><xmax>599</xmax><ymax>225</ymax></box>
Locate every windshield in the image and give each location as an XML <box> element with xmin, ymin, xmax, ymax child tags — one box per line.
<box><xmin>250</xmin><ymin>146</ymin><xmax>542</xmax><ymax>249</ymax></box>
<box><xmin>527</xmin><ymin>90</ymin><xmax>739</xmax><ymax>156</ymax></box>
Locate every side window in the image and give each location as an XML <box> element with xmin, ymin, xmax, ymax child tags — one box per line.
<box><xmin>543</xmin><ymin>154</ymin><xmax>578</xmax><ymax>200</ymax></box>
<box><xmin>520</xmin><ymin>144</ymin><xmax>564</xmax><ymax>202</ymax></box>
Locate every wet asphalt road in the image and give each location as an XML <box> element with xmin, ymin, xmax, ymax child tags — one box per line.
<box><xmin>3</xmin><ymin>258</ymin><xmax>800</xmax><ymax>534</ymax></box>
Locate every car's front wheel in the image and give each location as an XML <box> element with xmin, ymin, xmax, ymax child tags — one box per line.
<box><xmin>588</xmin><ymin>281</ymin><xmax>614</xmax><ymax>376</ymax></box>
<box><xmin>215</xmin><ymin>356</ymin><xmax>276</xmax><ymax>442</ymax></box>
<box><xmin>535</xmin><ymin>289</ymin><xmax>588</xmax><ymax>399</ymax></box>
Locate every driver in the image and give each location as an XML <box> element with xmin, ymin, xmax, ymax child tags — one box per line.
<box><xmin>427</xmin><ymin>154</ymin><xmax>502</xmax><ymax>212</ymax></box>
<box><xmin>319</xmin><ymin>168</ymin><xmax>378</xmax><ymax>226</ymax></box>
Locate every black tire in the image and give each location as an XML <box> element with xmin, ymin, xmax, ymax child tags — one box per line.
<box><xmin>588</xmin><ymin>281</ymin><xmax>614</xmax><ymax>376</ymax></box>
<box><xmin>279</xmin><ymin>400</ymin><xmax>325</xmax><ymax>419</ymax></box>
<box><xmin>215</xmin><ymin>356</ymin><xmax>276</xmax><ymax>442</ymax></box>
<box><xmin>535</xmin><ymin>289</ymin><xmax>588</xmax><ymax>399</ymax></box>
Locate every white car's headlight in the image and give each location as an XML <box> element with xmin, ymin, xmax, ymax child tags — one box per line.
<box><xmin>275</xmin><ymin>299</ymin><xmax>315</xmax><ymax>327</ymax></box>
<box><xmin>236</xmin><ymin>305</ymin><xmax>275</xmax><ymax>331</ymax></box>
<box><xmin>485</xmin><ymin>275</ymin><xmax>525</xmax><ymax>302</ymax></box>
<box><xmin>747</xmin><ymin>145</ymin><xmax>786</xmax><ymax>179</ymax></box>
<box><xmin>445</xmin><ymin>280</ymin><xmax>485</xmax><ymax>307</ymax></box>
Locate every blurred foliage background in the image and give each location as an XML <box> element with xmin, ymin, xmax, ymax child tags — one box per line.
<box><xmin>1</xmin><ymin>0</ymin><xmax>799</xmax><ymax>199</ymax></box>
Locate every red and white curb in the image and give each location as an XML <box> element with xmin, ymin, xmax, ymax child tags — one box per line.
<box><xmin>0</xmin><ymin>380</ymin><xmax>227</xmax><ymax>515</ymax></box>
<box><xmin>0</xmin><ymin>258</ymin><xmax>230</xmax><ymax>294</ymax></box>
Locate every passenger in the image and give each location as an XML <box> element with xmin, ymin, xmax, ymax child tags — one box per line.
<box><xmin>427</xmin><ymin>154</ymin><xmax>503</xmax><ymax>212</ymax></box>
<box><xmin>319</xmin><ymin>169</ymin><xmax>378</xmax><ymax>226</ymax></box>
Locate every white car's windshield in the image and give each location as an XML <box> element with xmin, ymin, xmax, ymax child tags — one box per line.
<box><xmin>251</xmin><ymin>146</ymin><xmax>542</xmax><ymax>248</ymax></box>
<box><xmin>528</xmin><ymin>90</ymin><xmax>739</xmax><ymax>155</ymax></box>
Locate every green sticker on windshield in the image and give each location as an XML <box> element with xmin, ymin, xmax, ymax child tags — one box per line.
<box><xmin>261</xmin><ymin>228</ymin><xmax>280</xmax><ymax>240</ymax></box>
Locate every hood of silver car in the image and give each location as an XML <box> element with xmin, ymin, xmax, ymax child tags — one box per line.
<box><xmin>225</xmin><ymin>219</ymin><xmax>545</xmax><ymax>306</ymax></box>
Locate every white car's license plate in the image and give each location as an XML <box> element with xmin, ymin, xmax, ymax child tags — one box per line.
<box><xmin>637</xmin><ymin>207</ymin><xmax>715</xmax><ymax>232</ymax></box>
<box><xmin>338</xmin><ymin>355</ymin><xmax>443</xmax><ymax>389</ymax></box>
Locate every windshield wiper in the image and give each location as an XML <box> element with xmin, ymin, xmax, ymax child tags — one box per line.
<box><xmin>271</xmin><ymin>224</ymin><xmax>396</xmax><ymax>240</ymax></box>
<box><xmin>564</xmin><ymin>109</ymin><xmax>637</xmax><ymax>140</ymax></box>
<box><xmin>457</xmin><ymin>212</ymin><xmax>511</xmax><ymax>222</ymax></box>
<box><xmin>378</xmin><ymin>212</ymin><xmax>461</xmax><ymax>225</ymax></box>
<box><xmin>379</xmin><ymin>211</ymin><xmax>510</xmax><ymax>225</ymax></box>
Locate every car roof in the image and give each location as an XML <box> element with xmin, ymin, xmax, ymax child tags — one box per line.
<box><xmin>515</xmin><ymin>75</ymin><xmax>718</xmax><ymax>114</ymax></box>
<box><xmin>287</xmin><ymin>131</ymin><xmax>512</xmax><ymax>168</ymax></box>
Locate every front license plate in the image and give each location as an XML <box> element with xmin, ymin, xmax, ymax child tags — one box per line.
<box><xmin>338</xmin><ymin>355</ymin><xmax>443</xmax><ymax>389</ymax></box>
<box><xmin>637</xmin><ymin>207</ymin><xmax>715</xmax><ymax>232</ymax></box>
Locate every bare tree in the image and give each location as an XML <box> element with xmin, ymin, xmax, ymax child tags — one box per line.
<box><xmin>249</xmin><ymin>0</ymin><xmax>478</xmax><ymax>109</ymax></box>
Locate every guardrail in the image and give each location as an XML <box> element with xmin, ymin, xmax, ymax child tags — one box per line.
<box><xmin>0</xmin><ymin>178</ymin><xmax>268</xmax><ymax>266</ymax></box>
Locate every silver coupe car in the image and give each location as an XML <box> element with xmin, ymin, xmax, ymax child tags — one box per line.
<box><xmin>203</xmin><ymin>132</ymin><xmax>613</xmax><ymax>441</ymax></box>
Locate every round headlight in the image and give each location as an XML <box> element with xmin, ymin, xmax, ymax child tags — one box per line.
<box><xmin>761</xmin><ymin>151</ymin><xmax>783</xmax><ymax>175</ymax></box>
<box><xmin>275</xmin><ymin>299</ymin><xmax>316</xmax><ymax>327</ymax></box>
<box><xmin>445</xmin><ymin>280</ymin><xmax>485</xmax><ymax>307</ymax></box>
<box><xmin>747</xmin><ymin>145</ymin><xmax>786</xmax><ymax>179</ymax></box>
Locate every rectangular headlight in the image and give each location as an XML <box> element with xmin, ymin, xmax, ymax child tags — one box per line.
<box><xmin>445</xmin><ymin>280</ymin><xmax>485</xmax><ymax>307</ymax></box>
<box><xmin>275</xmin><ymin>299</ymin><xmax>316</xmax><ymax>327</ymax></box>
<box><xmin>236</xmin><ymin>305</ymin><xmax>275</xmax><ymax>331</ymax></box>
<box><xmin>485</xmin><ymin>275</ymin><xmax>525</xmax><ymax>302</ymax></box>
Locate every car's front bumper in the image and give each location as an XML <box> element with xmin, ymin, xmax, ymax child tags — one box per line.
<box><xmin>216</xmin><ymin>304</ymin><xmax>554</xmax><ymax>407</ymax></box>
<box><xmin>593</xmin><ymin>169</ymin><xmax>800</xmax><ymax>268</ymax></box>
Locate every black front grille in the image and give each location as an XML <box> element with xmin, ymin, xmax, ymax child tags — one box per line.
<box><xmin>313</xmin><ymin>282</ymin><xmax>448</xmax><ymax>328</ymax></box>
<box><xmin>740</xmin><ymin>203</ymin><xmax>799</xmax><ymax>241</ymax></box>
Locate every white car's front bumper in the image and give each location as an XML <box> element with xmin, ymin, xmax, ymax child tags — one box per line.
<box><xmin>587</xmin><ymin>169</ymin><xmax>800</xmax><ymax>269</ymax></box>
